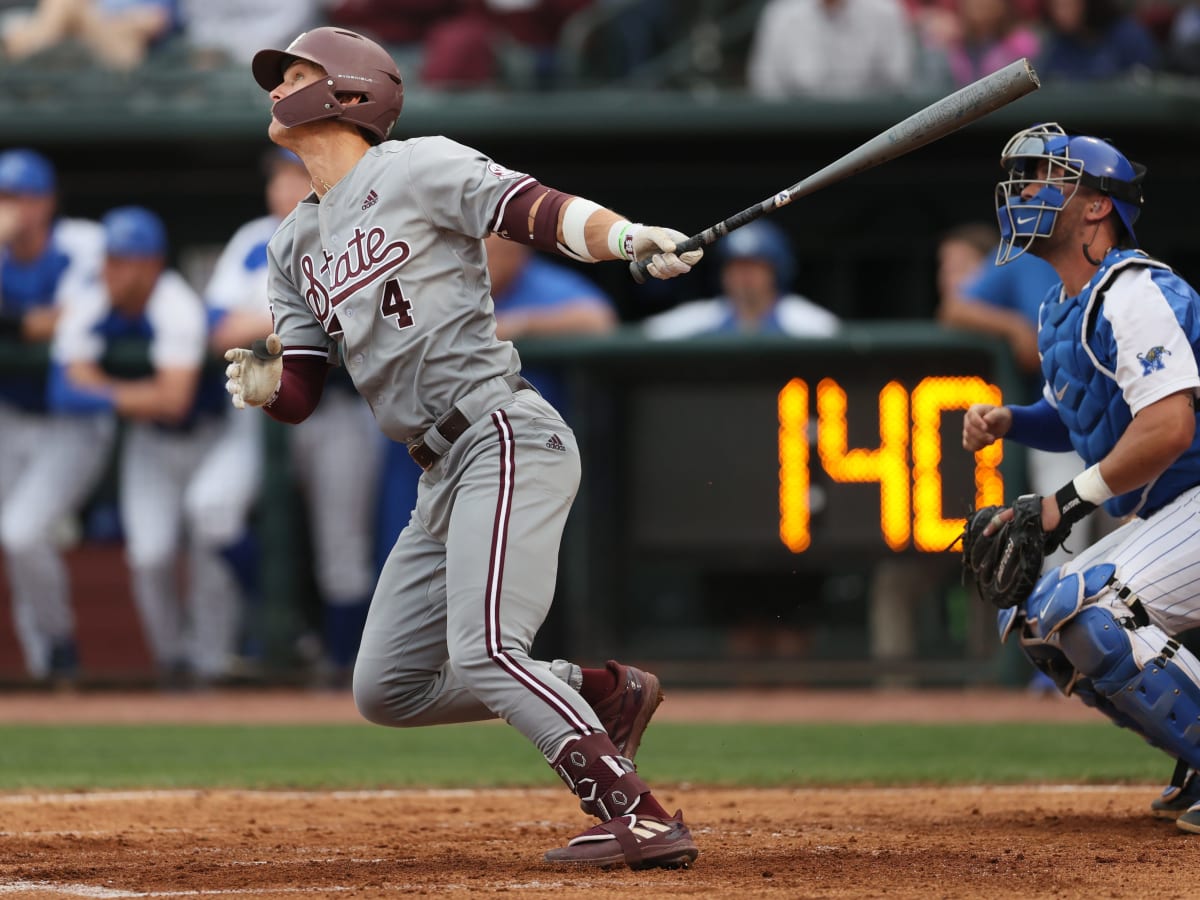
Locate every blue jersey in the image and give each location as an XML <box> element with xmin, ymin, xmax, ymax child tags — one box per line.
<box><xmin>1039</xmin><ymin>249</ymin><xmax>1200</xmax><ymax>518</ymax></box>
<box><xmin>0</xmin><ymin>218</ymin><xmax>103</xmax><ymax>412</ymax></box>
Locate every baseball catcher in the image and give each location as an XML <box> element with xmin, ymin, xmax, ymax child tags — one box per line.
<box><xmin>960</xmin><ymin>122</ymin><xmax>1200</xmax><ymax>834</ymax></box>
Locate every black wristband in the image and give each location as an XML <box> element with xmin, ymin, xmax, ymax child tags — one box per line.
<box><xmin>1054</xmin><ymin>480</ymin><xmax>1097</xmax><ymax>529</ymax></box>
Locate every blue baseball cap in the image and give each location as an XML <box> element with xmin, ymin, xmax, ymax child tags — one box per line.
<box><xmin>0</xmin><ymin>149</ymin><xmax>56</xmax><ymax>195</ymax></box>
<box><xmin>103</xmin><ymin>206</ymin><xmax>167</xmax><ymax>258</ymax></box>
<box><xmin>718</xmin><ymin>220</ymin><xmax>797</xmax><ymax>288</ymax></box>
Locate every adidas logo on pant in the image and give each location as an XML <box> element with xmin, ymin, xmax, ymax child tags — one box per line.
<box><xmin>546</xmin><ymin>434</ymin><xmax>566</xmax><ymax>451</ymax></box>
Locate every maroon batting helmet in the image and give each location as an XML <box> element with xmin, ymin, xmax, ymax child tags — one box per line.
<box><xmin>252</xmin><ymin>27</ymin><xmax>404</xmax><ymax>144</ymax></box>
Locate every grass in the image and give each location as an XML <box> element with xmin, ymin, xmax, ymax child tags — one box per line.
<box><xmin>0</xmin><ymin>721</ymin><xmax>1171</xmax><ymax>791</ymax></box>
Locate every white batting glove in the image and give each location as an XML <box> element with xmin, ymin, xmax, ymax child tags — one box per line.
<box><xmin>630</xmin><ymin>225</ymin><xmax>703</xmax><ymax>279</ymax></box>
<box><xmin>224</xmin><ymin>334</ymin><xmax>283</xmax><ymax>410</ymax></box>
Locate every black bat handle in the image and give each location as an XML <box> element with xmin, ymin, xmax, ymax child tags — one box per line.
<box><xmin>628</xmin><ymin>234</ymin><xmax>707</xmax><ymax>285</ymax></box>
<box><xmin>627</xmin><ymin>202</ymin><xmax>773</xmax><ymax>284</ymax></box>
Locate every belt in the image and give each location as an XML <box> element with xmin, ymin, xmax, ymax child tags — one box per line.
<box><xmin>408</xmin><ymin>374</ymin><xmax>534</xmax><ymax>471</ymax></box>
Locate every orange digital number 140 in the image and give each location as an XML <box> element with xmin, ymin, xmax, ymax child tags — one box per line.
<box><xmin>778</xmin><ymin>376</ymin><xmax>1004</xmax><ymax>553</ymax></box>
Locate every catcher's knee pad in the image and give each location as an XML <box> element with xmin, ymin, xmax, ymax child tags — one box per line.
<box><xmin>1056</xmin><ymin>604</ymin><xmax>1200</xmax><ymax>770</ymax></box>
<box><xmin>1028</xmin><ymin>563</ymin><xmax>1116</xmax><ymax>641</ymax></box>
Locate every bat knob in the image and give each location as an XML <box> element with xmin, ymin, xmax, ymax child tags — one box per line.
<box><xmin>251</xmin><ymin>334</ymin><xmax>283</xmax><ymax>360</ymax></box>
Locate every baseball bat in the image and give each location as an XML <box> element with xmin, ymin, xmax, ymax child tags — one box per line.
<box><xmin>630</xmin><ymin>58</ymin><xmax>1040</xmax><ymax>283</ymax></box>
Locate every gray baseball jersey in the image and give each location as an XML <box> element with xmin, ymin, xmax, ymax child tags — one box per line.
<box><xmin>267</xmin><ymin>136</ymin><xmax>605</xmax><ymax>759</ymax></box>
<box><xmin>268</xmin><ymin>136</ymin><xmax>529</xmax><ymax>443</ymax></box>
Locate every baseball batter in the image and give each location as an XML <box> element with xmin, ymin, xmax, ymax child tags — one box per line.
<box><xmin>0</xmin><ymin>148</ymin><xmax>109</xmax><ymax>682</ymax></box>
<box><xmin>225</xmin><ymin>27</ymin><xmax>700</xmax><ymax>869</ymax></box>
<box><xmin>962</xmin><ymin>123</ymin><xmax>1200</xmax><ymax>834</ymax></box>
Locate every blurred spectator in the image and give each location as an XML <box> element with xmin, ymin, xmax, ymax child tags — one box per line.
<box><xmin>50</xmin><ymin>206</ymin><xmax>238</xmax><ymax>688</ymax></box>
<box><xmin>486</xmin><ymin>231</ymin><xmax>617</xmax><ymax>343</ymax></box>
<box><xmin>326</xmin><ymin>0</ymin><xmax>461</xmax><ymax>46</ymax></box>
<box><xmin>1038</xmin><ymin>0</ymin><xmax>1161</xmax><ymax>81</ymax></box>
<box><xmin>1165</xmin><ymin>3</ymin><xmax>1200</xmax><ymax>76</ymax></box>
<box><xmin>375</xmin><ymin>231</ymin><xmax>615</xmax><ymax>572</ymax></box>
<box><xmin>328</xmin><ymin>0</ymin><xmax>591</xmax><ymax>88</ymax></box>
<box><xmin>0</xmin><ymin>148</ymin><xmax>108</xmax><ymax>685</ymax></box>
<box><xmin>1</xmin><ymin>0</ymin><xmax>181</xmax><ymax>71</ymax></box>
<box><xmin>918</xmin><ymin>0</ymin><xmax>1041</xmax><ymax>88</ymax></box>
<box><xmin>207</xmin><ymin>149</ymin><xmax>383</xmax><ymax>689</ymax></box>
<box><xmin>180</xmin><ymin>0</ymin><xmax>320</xmax><ymax>67</ymax></box>
<box><xmin>747</xmin><ymin>0</ymin><xmax>916</xmax><ymax>98</ymax></box>
<box><xmin>643</xmin><ymin>220</ymin><xmax>838</xmax><ymax>338</ymax></box>
<box><xmin>936</xmin><ymin>221</ymin><xmax>1046</xmax><ymax>376</ymax></box>
<box><xmin>486</xmin><ymin>229</ymin><xmax>615</xmax><ymax>411</ymax></box>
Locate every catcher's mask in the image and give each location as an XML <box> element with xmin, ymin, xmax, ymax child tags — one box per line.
<box><xmin>252</xmin><ymin>27</ymin><xmax>404</xmax><ymax>145</ymax></box>
<box><xmin>994</xmin><ymin>122</ymin><xmax>1145</xmax><ymax>264</ymax></box>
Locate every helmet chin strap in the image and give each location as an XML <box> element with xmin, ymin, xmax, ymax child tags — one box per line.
<box><xmin>1082</xmin><ymin>220</ymin><xmax>1108</xmax><ymax>266</ymax></box>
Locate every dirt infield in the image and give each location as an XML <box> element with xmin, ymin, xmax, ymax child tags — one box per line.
<box><xmin>1</xmin><ymin>689</ymin><xmax>1196</xmax><ymax>899</ymax></box>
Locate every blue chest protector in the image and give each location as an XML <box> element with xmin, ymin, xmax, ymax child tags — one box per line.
<box><xmin>1038</xmin><ymin>250</ymin><xmax>1200</xmax><ymax>518</ymax></box>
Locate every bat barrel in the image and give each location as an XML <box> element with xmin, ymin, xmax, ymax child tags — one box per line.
<box><xmin>629</xmin><ymin>59</ymin><xmax>1040</xmax><ymax>284</ymax></box>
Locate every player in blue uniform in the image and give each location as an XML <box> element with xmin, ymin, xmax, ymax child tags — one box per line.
<box><xmin>51</xmin><ymin>206</ymin><xmax>237</xmax><ymax>686</ymax></box>
<box><xmin>0</xmin><ymin>148</ymin><xmax>107</xmax><ymax>682</ymax></box>
<box><xmin>206</xmin><ymin>148</ymin><xmax>384</xmax><ymax>687</ymax></box>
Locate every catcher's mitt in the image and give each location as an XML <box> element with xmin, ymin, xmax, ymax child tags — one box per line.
<box><xmin>961</xmin><ymin>494</ymin><xmax>1046</xmax><ymax>609</ymax></box>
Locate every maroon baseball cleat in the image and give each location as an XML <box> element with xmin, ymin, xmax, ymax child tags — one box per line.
<box><xmin>591</xmin><ymin>660</ymin><xmax>663</xmax><ymax>761</ymax></box>
<box><xmin>544</xmin><ymin>810</ymin><xmax>699</xmax><ymax>870</ymax></box>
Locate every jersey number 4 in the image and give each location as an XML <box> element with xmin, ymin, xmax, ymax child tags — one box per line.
<box><xmin>381</xmin><ymin>279</ymin><xmax>414</xmax><ymax>329</ymax></box>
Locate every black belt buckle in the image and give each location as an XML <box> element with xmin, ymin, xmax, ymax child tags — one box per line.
<box><xmin>408</xmin><ymin>439</ymin><xmax>437</xmax><ymax>471</ymax></box>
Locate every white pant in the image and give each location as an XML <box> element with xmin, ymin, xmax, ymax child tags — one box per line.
<box><xmin>121</xmin><ymin>418</ymin><xmax>240</xmax><ymax>678</ymax></box>
<box><xmin>0</xmin><ymin>405</ymin><xmax>115</xmax><ymax>677</ymax></box>
<box><xmin>289</xmin><ymin>389</ymin><xmax>382</xmax><ymax>603</ymax></box>
<box><xmin>1062</xmin><ymin>483</ymin><xmax>1200</xmax><ymax>637</ymax></box>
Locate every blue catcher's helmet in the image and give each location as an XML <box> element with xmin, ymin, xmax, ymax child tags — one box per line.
<box><xmin>718</xmin><ymin>220</ymin><xmax>796</xmax><ymax>289</ymax></box>
<box><xmin>994</xmin><ymin>122</ymin><xmax>1145</xmax><ymax>264</ymax></box>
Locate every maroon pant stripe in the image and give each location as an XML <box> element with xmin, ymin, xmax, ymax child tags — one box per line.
<box><xmin>483</xmin><ymin>409</ymin><xmax>593</xmax><ymax>735</ymax></box>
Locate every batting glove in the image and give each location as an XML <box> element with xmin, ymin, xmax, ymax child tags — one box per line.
<box><xmin>224</xmin><ymin>334</ymin><xmax>283</xmax><ymax>410</ymax></box>
<box><xmin>631</xmin><ymin>226</ymin><xmax>703</xmax><ymax>279</ymax></box>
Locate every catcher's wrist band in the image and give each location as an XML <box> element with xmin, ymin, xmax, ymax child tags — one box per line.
<box><xmin>1054</xmin><ymin>465</ymin><xmax>1111</xmax><ymax>527</ymax></box>
<box><xmin>1073</xmin><ymin>463</ymin><xmax>1114</xmax><ymax>505</ymax></box>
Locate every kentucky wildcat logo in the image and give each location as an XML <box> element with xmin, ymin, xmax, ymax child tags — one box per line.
<box><xmin>300</xmin><ymin>226</ymin><xmax>410</xmax><ymax>327</ymax></box>
<box><xmin>1137</xmin><ymin>345</ymin><xmax>1171</xmax><ymax>375</ymax></box>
